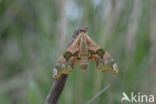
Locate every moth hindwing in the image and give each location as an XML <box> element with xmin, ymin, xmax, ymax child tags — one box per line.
<box><xmin>53</xmin><ymin>28</ymin><xmax>118</xmax><ymax>79</ymax></box>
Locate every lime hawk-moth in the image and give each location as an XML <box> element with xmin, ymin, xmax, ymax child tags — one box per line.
<box><xmin>53</xmin><ymin>28</ymin><xmax>118</xmax><ymax>79</ymax></box>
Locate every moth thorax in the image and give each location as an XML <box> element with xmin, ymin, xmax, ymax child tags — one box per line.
<box><xmin>80</xmin><ymin>34</ymin><xmax>88</xmax><ymax>51</ymax></box>
<box><xmin>79</xmin><ymin>37</ymin><xmax>88</xmax><ymax>57</ymax></box>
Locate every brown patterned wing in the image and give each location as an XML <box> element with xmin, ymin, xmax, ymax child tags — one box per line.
<box><xmin>52</xmin><ymin>34</ymin><xmax>81</xmax><ymax>79</ymax></box>
<box><xmin>86</xmin><ymin>34</ymin><xmax>118</xmax><ymax>74</ymax></box>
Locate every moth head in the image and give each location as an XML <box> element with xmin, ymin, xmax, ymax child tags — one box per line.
<box><xmin>73</xmin><ymin>27</ymin><xmax>88</xmax><ymax>39</ymax></box>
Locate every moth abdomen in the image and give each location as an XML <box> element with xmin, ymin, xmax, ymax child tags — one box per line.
<box><xmin>79</xmin><ymin>63</ymin><xmax>88</xmax><ymax>70</ymax></box>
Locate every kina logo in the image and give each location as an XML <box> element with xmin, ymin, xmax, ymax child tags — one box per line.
<box><xmin>121</xmin><ymin>92</ymin><xmax>155</xmax><ymax>103</ymax></box>
<box><xmin>121</xmin><ymin>92</ymin><xmax>131</xmax><ymax>102</ymax></box>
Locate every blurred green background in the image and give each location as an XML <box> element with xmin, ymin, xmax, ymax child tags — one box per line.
<box><xmin>0</xmin><ymin>0</ymin><xmax>156</xmax><ymax>104</ymax></box>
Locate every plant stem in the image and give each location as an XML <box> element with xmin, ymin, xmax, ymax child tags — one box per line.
<box><xmin>46</xmin><ymin>75</ymin><xmax>68</xmax><ymax>104</ymax></box>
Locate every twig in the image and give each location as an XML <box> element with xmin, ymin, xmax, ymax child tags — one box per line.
<box><xmin>46</xmin><ymin>75</ymin><xmax>68</xmax><ymax>104</ymax></box>
<box><xmin>85</xmin><ymin>84</ymin><xmax>111</xmax><ymax>104</ymax></box>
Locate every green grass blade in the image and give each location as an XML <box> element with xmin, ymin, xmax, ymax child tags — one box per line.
<box><xmin>85</xmin><ymin>84</ymin><xmax>111</xmax><ymax>104</ymax></box>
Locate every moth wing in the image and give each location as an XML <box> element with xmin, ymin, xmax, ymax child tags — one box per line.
<box><xmin>53</xmin><ymin>34</ymin><xmax>81</xmax><ymax>79</ymax></box>
<box><xmin>86</xmin><ymin>35</ymin><xmax>118</xmax><ymax>74</ymax></box>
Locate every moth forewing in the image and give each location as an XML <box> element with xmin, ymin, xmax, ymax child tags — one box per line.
<box><xmin>53</xmin><ymin>31</ymin><xmax>82</xmax><ymax>79</ymax></box>
<box><xmin>86</xmin><ymin>34</ymin><xmax>118</xmax><ymax>74</ymax></box>
<box><xmin>52</xmin><ymin>55</ymin><xmax>73</xmax><ymax>79</ymax></box>
<box><xmin>86</xmin><ymin>34</ymin><xmax>101</xmax><ymax>52</ymax></box>
<box><xmin>97</xmin><ymin>51</ymin><xmax>119</xmax><ymax>74</ymax></box>
<box><xmin>67</xmin><ymin>32</ymin><xmax>81</xmax><ymax>54</ymax></box>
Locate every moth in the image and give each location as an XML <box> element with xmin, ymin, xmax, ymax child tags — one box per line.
<box><xmin>53</xmin><ymin>28</ymin><xmax>118</xmax><ymax>79</ymax></box>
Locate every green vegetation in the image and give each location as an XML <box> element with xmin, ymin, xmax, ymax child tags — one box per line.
<box><xmin>0</xmin><ymin>0</ymin><xmax>156</xmax><ymax>104</ymax></box>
